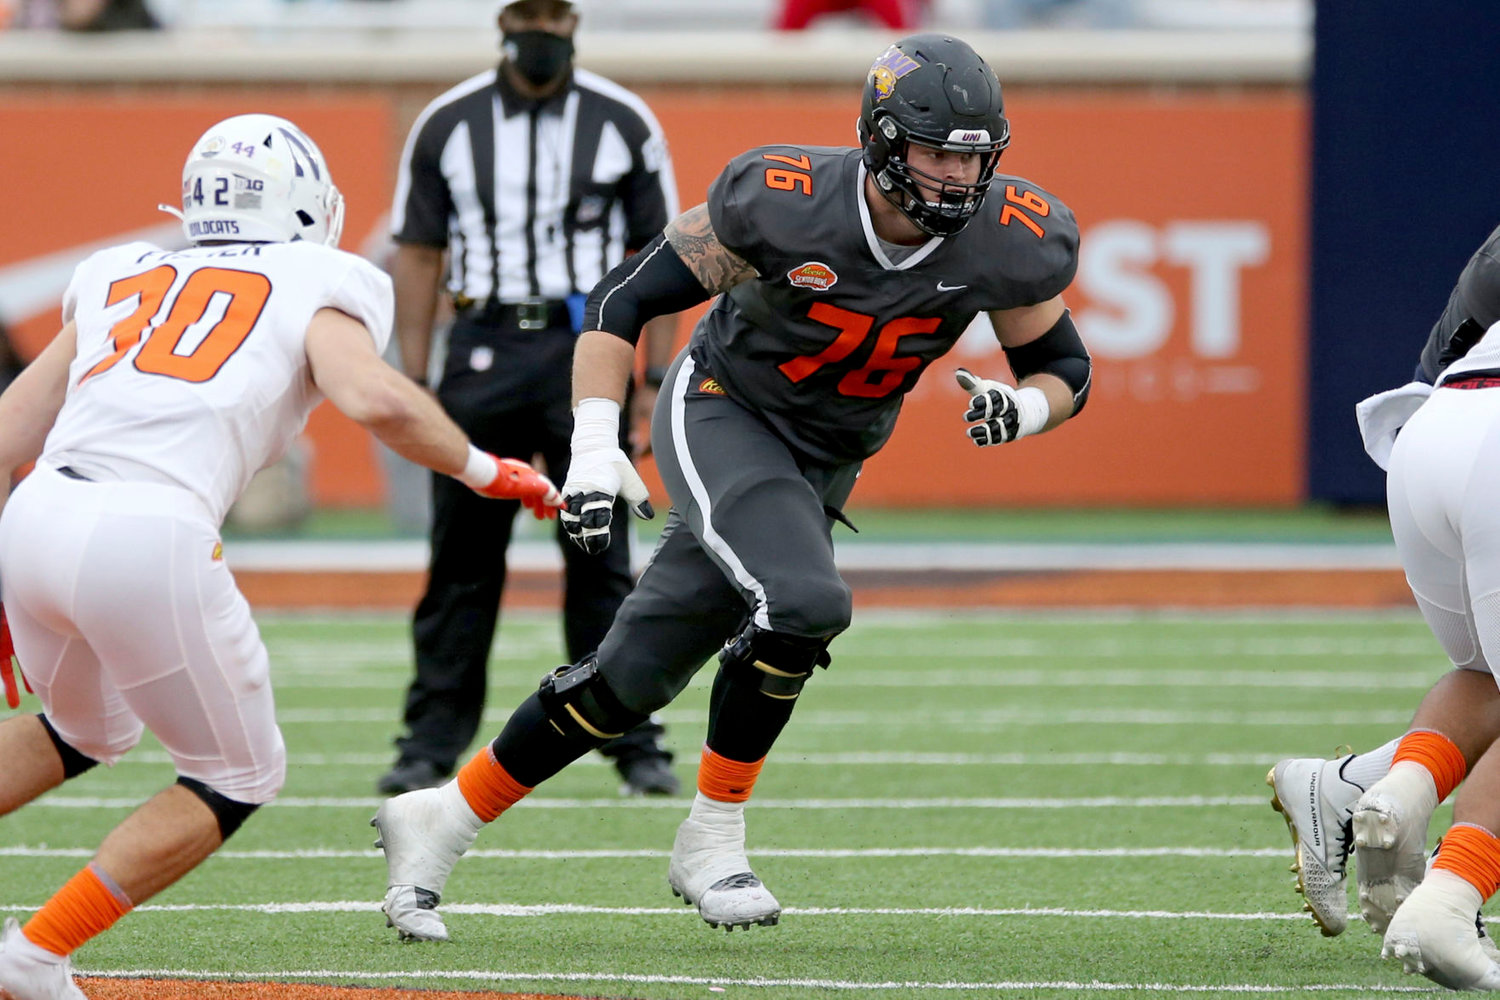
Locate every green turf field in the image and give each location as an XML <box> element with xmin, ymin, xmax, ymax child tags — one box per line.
<box><xmin>0</xmin><ymin>609</ymin><xmax>1456</xmax><ymax>999</ymax></box>
<box><xmin>226</xmin><ymin>503</ymin><xmax>1398</xmax><ymax>545</ymax></box>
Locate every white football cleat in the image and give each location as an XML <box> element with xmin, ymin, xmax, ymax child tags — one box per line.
<box><xmin>1425</xmin><ymin>835</ymin><xmax>1500</xmax><ymax>963</ymax></box>
<box><xmin>1267</xmin><ymin>754</ymin><xmax>1364</xmax><ymax>936</ymax></box>
<box><xmin>1353</xmin><ymin>761</ymin><xmax>1439</xmax><ymax>936</ymax></box>
<box><xmin>1383</xmin><ymin>870</ymin><xmax>1500</xmax><ymax>991</ymax></box>
<box><xmin>668</xmin><ymin>794</ymin><xmax>781</xmax><ymax>931</ymax></box>
<box><xmin>0</xmin><ymin>918</ymin><xmax>86</xmax><ymax>1000</ymax></box>
<box><xmin>371</xmin><ymin>783</ymin><xmax>483</xmax><ymax>942</ymax></box>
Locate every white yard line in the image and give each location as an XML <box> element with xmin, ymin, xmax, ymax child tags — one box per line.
<box><xmin>257</xmin><ymin>706</ymin><xmax>1417</xmax><ymax>726</ymax></box>
<box><xmin>77</xmin><ymin>967</ymin><xmax>1436</xmax><ymax>994</ymax></box>
<box><xmin>101</xmin><ymin>750</ymin><xmax>1302</xmax><ymax>767</ymax></box>
<box><xmin>265</xmin><ymin>667</ymin><xmax>1439</xmax><ymax>689</ymax></box>
<box><xmin>0</xmin><ymin>845</ymin><xmax>1289</xmax><ymax>860</ymax></box>
<box><xmin>29</xmin><ymin>794</ymin><xmax>1270</xmax><ymax>809</ymax></box>
<box><xmin>12</xmin><ymin>901</ymin><xmax>1311</xmax><ymax>920</ymax></box>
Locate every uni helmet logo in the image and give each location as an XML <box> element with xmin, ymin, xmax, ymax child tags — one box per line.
<box><xmin>949</xmin><ymin>129</ymin><xmax>991</xmax><ymax>144</ymax></box>
<box><xmin>868</xmin><ymin>45</ymin><xmax>920</xmax><ymax>101</ymax></box>
<box><xmin>787</xmin><ymin>262</ymin><xmax>839</xmax><ymax>291</ymax></box>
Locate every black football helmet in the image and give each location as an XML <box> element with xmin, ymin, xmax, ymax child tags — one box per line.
<box><xmin>858</xmin><ymin>34</ymin><xmax>1010</xmax><ymax>237</ymax></box>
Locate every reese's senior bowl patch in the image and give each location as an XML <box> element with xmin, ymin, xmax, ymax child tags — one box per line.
<box><xmin>787</xmin><ymin>261</ymin><xmax>838</xmax><ymax>291</ymax></box>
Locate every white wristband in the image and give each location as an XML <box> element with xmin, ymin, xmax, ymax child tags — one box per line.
<box><xmin>456</xmin><ymin>444</ymin><xmax>496</xmax><ymax>489</ymax></box>
<box><xmin>1014</xmin><ymin>386</ymin><xmax>1051</xmax><ymax>438</ymax></box>
<box><xmin>572</xmin><ymin>397</ymin><xmax>622</xmax><ymax>454</ymax></box>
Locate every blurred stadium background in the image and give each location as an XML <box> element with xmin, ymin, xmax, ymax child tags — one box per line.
<box><xmin>2</xmin><ymin>0</ymin><xmax>1497</xmax><ymax>597</ymax></box>
<box><xmin>8</xmin><ymin>3</ymin><xmax>1500</xmax><ymax>998</ymax></box>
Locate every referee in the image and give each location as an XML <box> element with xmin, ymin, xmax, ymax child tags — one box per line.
<box><xmin>378</xmin><ymin>0</ymin><xmax>680</xmax><ymax>797</ymax></box>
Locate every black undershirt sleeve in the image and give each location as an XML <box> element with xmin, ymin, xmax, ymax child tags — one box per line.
<box><xmin>582</xmin><ymin>233</ymin><xmax>711</xmax><ymax>346</ymax></box>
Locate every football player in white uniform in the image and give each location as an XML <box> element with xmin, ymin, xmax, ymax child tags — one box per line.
<box><xmin>1269</xmin><ymin>226</ymin><xmax>1500</xmax><ymax>989</ymax></box>
<box><xmin>0</xmin><ymin>114</ymin><xmax>560</xmax><ymax>1000</ymax></box>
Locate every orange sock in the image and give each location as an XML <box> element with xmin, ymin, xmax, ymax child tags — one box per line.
<box><xmin>23</xmin><ymin>863</ymin><xmax>132</xmax><ymax>957</ymax></box>
<box><xmin>1433</xmin><ymin>823</ymin><xmax>1500</xmax><ymax>900</ymax></box>
<box><xmin>1394</xmin><ymin>729</ymin><xmax>1467</xmax><ymax>801</ymax></box>
<box><xmin>697</xmin><ymin>746</ymin><xmax>764</xmax><ymax>803</ymax></box>
<box><xmin>456</xmin><ymin>745</ymin><xmax>532</xmax><ymax>823</ymax></box>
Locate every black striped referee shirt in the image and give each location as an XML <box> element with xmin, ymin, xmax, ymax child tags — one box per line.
<box><xmin>391</xmin><ymin>66</ymin><xmax>678</xmax><ymax>306</ymax></box>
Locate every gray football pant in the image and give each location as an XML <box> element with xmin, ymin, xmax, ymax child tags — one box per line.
<box><xmin>595</xmin><ymin>352</ymin><xmax>856</xmax><ymax>713</ymax></box>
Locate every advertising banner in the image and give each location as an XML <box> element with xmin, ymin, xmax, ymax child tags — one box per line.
<box><xmin>0</xmin><ymin>87</ymin><xmax>1303</xmax><ymax>508</ymax></box>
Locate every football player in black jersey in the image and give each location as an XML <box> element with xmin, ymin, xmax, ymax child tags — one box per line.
<box><xmin>373</xmin><ymin>33</ymin><xmax>1093</xmax><ymax>941</ymax></box>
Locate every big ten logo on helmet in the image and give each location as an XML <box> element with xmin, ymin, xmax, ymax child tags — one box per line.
<box><xmin>869</xmin><ymin>45</ymin><xmax>919</xmax><ymax>101</ymax></box>
<box><xmin>952</xmin><ymin>219</ymin><xmax>1270</xmax><ymax>403</ymax></box>
<box><xmin>233</xmin><ymin>175</ymin><xmax>265</xmax><ymax>211</ymax></box>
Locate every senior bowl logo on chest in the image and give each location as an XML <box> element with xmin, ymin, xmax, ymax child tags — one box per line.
<box><xmin>787</xmin><ymin>261</ymin><xmax>838</xmax><ymax>291</ymax></box>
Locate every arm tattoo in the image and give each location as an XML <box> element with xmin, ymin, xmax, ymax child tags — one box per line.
<box><xmin>665</xmin><ymin>204</ymin><xmax>757</xmax><ymax>294</ymax></box>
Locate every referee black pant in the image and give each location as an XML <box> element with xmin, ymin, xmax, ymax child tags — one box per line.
<box><xmin>394</xmin><ymin>309</ymin><xmax>664</xmax><ymax>773</ymax></box>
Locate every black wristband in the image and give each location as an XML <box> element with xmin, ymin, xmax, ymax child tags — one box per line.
<box><xmin>643</xmin><ymin>365</ymin><xmax>670</xmax><ymax>389</ymax></box>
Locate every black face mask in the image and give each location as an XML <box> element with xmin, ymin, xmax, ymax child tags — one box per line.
<box><xmin>502</xmin><ymin>30</ymin><xmax>575</xmax><ymax>87</ymax></box>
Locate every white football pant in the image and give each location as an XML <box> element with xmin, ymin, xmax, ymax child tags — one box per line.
<box><xmin>1387</xmin><ymin>386</ymin><xmax>1500</xmax><ymax>677</ymax></box>
<box><xmin>0</xmin><ymin>467</ymin><xmax>285</xmax><ymax>803</ymax></box>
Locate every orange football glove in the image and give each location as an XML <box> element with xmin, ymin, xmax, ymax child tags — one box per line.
<box><xmin>0</xmin><ymin>602</ymin><xmax>30</xmax><ymax>710</ymax></box>
<box><xmin>460</xmin><ymin>449</ymin><xmax>562</xmax><ymax>519</ymax></box>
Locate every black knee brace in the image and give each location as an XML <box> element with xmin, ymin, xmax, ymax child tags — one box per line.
<box><xmin>718</xmin><ymin>626</ymin><xmax>832</xmax><ymax>700</ymax></box>
<box><xmin>37</xmin><ymin>714</ymin><xmax>98</xmax><ymax>779</ymax></box>
<box><xmin>176</xmin><ymin>776</ymin><xmax>260</xmax><ymax>841</ymax></box>
<box><xmin>536</xmin><ymin>656</ymin><xmax>648</xmax><ymax>741</ymax></box>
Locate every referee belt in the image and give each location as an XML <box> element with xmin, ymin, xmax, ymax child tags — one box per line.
<box><xmin>454</xmin><ymin>296</ymin><xmax>570</xmax><ymax>331</ymax></box>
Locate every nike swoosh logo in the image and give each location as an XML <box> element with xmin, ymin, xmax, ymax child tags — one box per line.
<box><xmin>936</xmin><ymin>282</ymin><xmax>967</xmax><ymax>292</ymax></box>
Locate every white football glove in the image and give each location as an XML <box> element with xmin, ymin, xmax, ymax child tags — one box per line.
<box><xmin>560</xmin><ymin>398</ymin><xmax>654</xmax><ymax>555</ymax></box>
<box><xmin>954</xmin><ymin>367</ymin><xmax>1050</xmax><ymax>446</ymax></box>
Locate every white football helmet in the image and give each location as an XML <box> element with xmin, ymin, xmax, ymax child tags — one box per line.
<box><xmin>168</xmin><ymin>114</ymin><xmax>344</xmax><ymax>247</ymax></box>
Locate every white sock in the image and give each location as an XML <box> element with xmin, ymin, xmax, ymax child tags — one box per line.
<box><xmin>438</xmin><ymin>779</ymin><xmax>485</xmax><ymax>836</ymax></box>
<box><xmin>8</xmin><ymin>928</ymin><xmax>68</xmax><ymax>965</ymax></box>
<box><xmin>1342</xmin><ymin>738</ymin><xmax>1400</xmax><ymax>790</ymax></box>
<box><xmin>689</xmin><ymin>791</ymin><xmax>745</xmax><ymax>823</ymax></box>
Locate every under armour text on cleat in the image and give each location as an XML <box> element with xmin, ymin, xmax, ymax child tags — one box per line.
<box><xmin>1267</xmin><ymin>754</ymin><xmax>1363</xmax><ymax>936</ymax></box>
<box><xmin>1383</xmin><ymin>870</ymin><xmax>1500</xmax><ymax>990</ymax></box>
<box><xmin>0</xmin><ymin>918</ymin><xmax>86</xmax><ymax>1000</ymax></box>
<box><xmin>1353</xmin><ymin>761</ymin><xmax>1439</xmax><ymax>936</ymax></box>
<box><xmin>668</xmin><ymin>793</ymin><xmax>781</xmax><ymax>931</ymax></box>
<box><xmin>371</xmin><ymin>783</ymin><xmax>482</xmax><ymax>942</ymax></box>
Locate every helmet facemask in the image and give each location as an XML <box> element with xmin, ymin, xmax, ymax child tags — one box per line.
<box><xmin>868</xmin><ymin>112</ymin><xmax>1007</xmax><ymax>237</ymax></box>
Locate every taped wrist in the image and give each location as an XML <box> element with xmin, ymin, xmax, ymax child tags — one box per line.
<box><xmin>571</xmin><ymin>398</ymin><xmax>621</xmax><ymax>456</ymax></box>
<box><xmin>582</xmin><ymin>233</ymin><xmax>711</xmax><ymax>345</ymax></box>
<box><xmin>1011</xmin><ymin>385</ymin><xmax>1050</xmax><ymax>438</ymax></box>
<box><xmin>1003</xmin><ymin>309</ymin><xmax>1092</xmax><ymax>414</ymax></box>
<box><xmin>455</xmin><ymin>444</ymin><xmax>496</xmax><ymax>489</ymax></box>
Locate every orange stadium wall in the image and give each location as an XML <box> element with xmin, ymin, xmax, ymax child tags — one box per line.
<box><xmin>0</xmin><ymin>84</ymin><xmax>1305</xmax><ymax>507</ymax></box>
